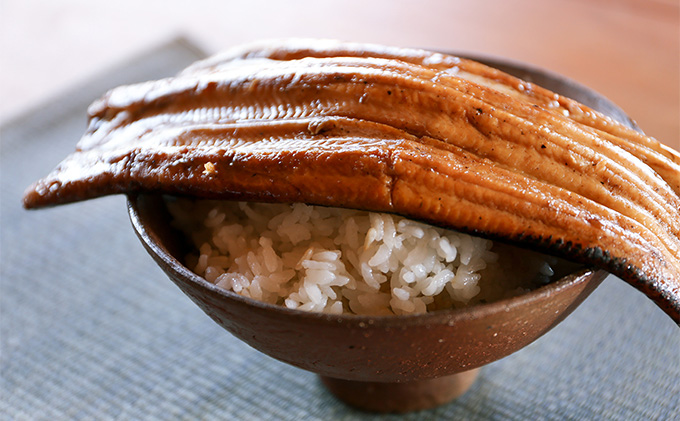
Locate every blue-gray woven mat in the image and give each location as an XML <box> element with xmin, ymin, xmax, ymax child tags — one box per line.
<box><xmin>1</xmin><ymin>37</ymin><xmax>678</xmax><ymax>420</ymax></box>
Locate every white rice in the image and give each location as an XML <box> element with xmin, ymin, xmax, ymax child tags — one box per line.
<box><xmin>167</xmin><ymin>198</ymin><xmax>566</xmax><ymax>316</ymax></box>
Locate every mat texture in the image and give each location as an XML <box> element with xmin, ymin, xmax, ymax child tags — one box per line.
<box><xmin>1</xmin><ymin>38</ymin><xmax>678</xmax><ymax>420</ymax></box>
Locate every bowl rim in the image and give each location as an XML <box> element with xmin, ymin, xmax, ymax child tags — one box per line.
<box><xmin>128</xmin><ymin>193</ymin><xmax>607</xmax><ymax>328</ymax></box>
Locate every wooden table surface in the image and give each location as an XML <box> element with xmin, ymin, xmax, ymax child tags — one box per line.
<box><xmin>2</xmin><ymin>0</ymin><xmax>678</xmax><ymax>150</ymax></box>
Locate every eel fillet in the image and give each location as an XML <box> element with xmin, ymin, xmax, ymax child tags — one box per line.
<box><xmin>22</xmin><ymin>39</ymin><xmax>680</xmax><ymax>322</ymax></box>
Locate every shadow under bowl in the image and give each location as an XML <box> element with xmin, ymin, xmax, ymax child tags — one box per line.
<box><xmin>126</xmin><ymin>53</ymin><xmax>628</xmax><ymax>412</ymax></box>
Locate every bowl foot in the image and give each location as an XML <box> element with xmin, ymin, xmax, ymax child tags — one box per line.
<box><xmin>320</xmin><ymin>368</ymin><xmax>480</xmax><ymax>413</ymax></box>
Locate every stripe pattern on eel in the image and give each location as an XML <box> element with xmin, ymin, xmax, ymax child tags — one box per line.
<box><xmin>23</xmin><ymin>39</ymin><xmax>680</xmax><ymax>322</ymax></box>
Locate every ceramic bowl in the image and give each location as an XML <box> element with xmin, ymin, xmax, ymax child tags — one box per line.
<box><xmin>127</xmin><ymin>55</ymin><xmax>624</xmax><ymax>412</ymax></box>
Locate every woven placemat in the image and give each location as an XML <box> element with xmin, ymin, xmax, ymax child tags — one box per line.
<box><xmin>1</xmin><ymin>37</ymin><xmax>678</xmax><ymax>420</ymax></box>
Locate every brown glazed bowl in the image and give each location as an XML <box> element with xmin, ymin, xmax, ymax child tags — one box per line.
<box><xmin>127</xmin><ymin>55</ymin><xmax>627</xmax><ymax>413</ymax></box>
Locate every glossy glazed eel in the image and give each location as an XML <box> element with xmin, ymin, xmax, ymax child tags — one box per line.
<box><xmin>23</xmin><ymin>40</ymin><xmax>680</xmax><ymax>322</ymax></box>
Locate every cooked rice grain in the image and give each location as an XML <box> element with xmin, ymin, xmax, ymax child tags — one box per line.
<box><xmin>167</xmin><ymin>198</ymin><xmax>563</xmax><ymax>316</ymax></box>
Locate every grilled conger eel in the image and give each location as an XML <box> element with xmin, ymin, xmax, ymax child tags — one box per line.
<box><xmin>23</xmin><ymin>40</ymin><xmax>680</xmax><ymax>323</ymax></box>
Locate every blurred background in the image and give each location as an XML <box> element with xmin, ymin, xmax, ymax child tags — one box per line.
<box><xmin>2</xmin><ymin>2</ymin><xmax>679</xmax><ymax>419</ymax></box>
<box><xmin>1</xmin><ymin>0</ymin><xmax>678</xmax><ymax>148</ymax></box>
